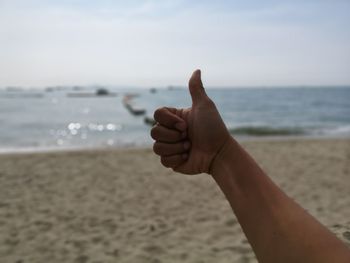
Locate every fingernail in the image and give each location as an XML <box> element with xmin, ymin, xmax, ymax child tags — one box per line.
<box><xmin>175</xmin><ymin>122</ymin><xmax>186</xmax><ymax>131</ymax></box>
<box><xmin>181</xmin><ymin>131</ymin><xmax>187</xmax><ymax>139</ymax></box>
<box><xmin>182</xmin><ymin>153</ymin><xmax>188</xmax><ymax>160</ymax></box>
<box><xmin>183</xmin><ymin>141</ymin><xmax>190</xmax><ymax>150</ymax></box>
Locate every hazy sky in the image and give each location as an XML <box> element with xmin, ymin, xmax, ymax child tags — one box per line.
<box><xmin>1</xmin><ymin>0</ymin><xmax>349</xmax><ymax>87</ymax></box>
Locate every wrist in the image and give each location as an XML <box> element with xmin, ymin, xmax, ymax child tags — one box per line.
<box><xmin>209</xmin><ymin>136</ymin><xmax>238</xmax><ymax>176</ymax></box>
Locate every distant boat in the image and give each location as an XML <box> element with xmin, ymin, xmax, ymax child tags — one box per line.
<box><xmin>122</xmin><ymin>94</ymin><xmax>146</xmax><ymax>116</ymax></box>
<box><xmin>125</xmin><ymin>103</ymin><xmax>146</xmax><ymax>115</ymax></box>
<box><xmin>67</xmin><ymin>88</ymin><xmax>117</xmax><ymax>98</ymax></box>
<box><xmin>45</xmin><ymin>87</ymin><xmax>54</xmax><ymax>92</ymax></box>
<box><xmin>167</xmin><ymin>85</ymin><xmax>183</xmax><ymax>90</ymax></box>
<box><xmin>122</xmin><ymin>93</ymin><xmax>139</xmax><ymax>101</ymax></box>
<box><xmin>122</xmin><ymin>93</ymin><xmax>140</xmax><ymax>105</ymax></box>
<box><xmin>144</xmin><ymin>116</ymin><xmax>156</xmax><ymax>126</ymax></box>
<box><xmin>96</xmin><ymin>88</ymin><xmax>110</xmax><ymax>96</ymax></box>
<box><xmin>150</xmin><ymin>88</ymin><xmax>157</xmax><ymax>93</ymax></box>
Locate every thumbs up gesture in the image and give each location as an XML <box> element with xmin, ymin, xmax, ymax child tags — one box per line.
<box><xmin>151</xmin><ymin>70</ymin><xmax>231</xmax><ymax>174</ymax></box>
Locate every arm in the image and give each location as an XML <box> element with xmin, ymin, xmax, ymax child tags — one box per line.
<box><xmin>151</xmin><ymin>70</ymin><xmax>350</xmax><ymax>263</ymax></box>
<box><xmin>211</xmin><ymin>137</ymin><xmax>350</xmax><ymax>263</ymax></box>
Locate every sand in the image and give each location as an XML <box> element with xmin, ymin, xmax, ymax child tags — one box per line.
<box><xmin>0</xmin><ymin>138</ymin><xmax>349</xmax><ymax>263</ymax></box>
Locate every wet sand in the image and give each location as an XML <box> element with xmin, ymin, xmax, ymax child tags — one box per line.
<box><xmin>0</xmin><ymin>138</ymin><xmax>349</xmax><ymax>262</ymax></box>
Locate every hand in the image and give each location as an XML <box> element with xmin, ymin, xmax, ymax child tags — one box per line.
<box><xmin>151</xmin><ymin>69</ymin><xmax>231</xmax><ymax>174</ymax></box>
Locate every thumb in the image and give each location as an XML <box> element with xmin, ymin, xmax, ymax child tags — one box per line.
<box><xmin>188</xmin><ymin>69</ymin><xmax>207</xmax><ymax>104</ymax></box>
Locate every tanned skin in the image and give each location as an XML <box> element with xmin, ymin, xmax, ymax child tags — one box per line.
<box><xmin>150</xmin><ymin>70</ymin><xmax>350</xmax><ymax>263</ymax></box>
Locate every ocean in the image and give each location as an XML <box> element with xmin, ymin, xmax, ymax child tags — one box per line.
<box><xmin>0</xmin><ymin>86</ymin><xmax>349</xmax><ymax>152</ymax></box>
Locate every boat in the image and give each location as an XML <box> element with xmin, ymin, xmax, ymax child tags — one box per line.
<box><xmin>124</xmin><ymin>102</ymin><xmax>146</xmax><ymax>115</ymax></box>
<box><xmin>144</xmin><ymin>116</ymin><xmax>156</xmax><ymax>126</ymax></box>
<box><xmin>122</xmin><ymin>94</ymin><xmax>146</xmax><ymax>116</ymax></box>
<box><xmin>67</xmin><ymin>88</ymin><xmax>117</xmax><ymax>98</ymax></box>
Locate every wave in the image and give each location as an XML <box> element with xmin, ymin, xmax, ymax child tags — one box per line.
<box><xmin>229</xmin><ymin>126</ymin><xmax>305</xmax><ymax>136</ymax></box>
<box><xmin>325</xmin><ymin>125</ymin><xmax>350</xmax><ymax>136</ymax></box>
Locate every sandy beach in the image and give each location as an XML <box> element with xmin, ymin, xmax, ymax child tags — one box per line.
<box><xmin>0</xmin><ymin>138</ymin><xmax>349</xmax><ymax>263</ymax></box>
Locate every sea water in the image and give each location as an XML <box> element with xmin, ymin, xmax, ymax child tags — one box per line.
<box><xmin>0</xmin><ymin>86</ymin><xmax>349</xmax><ymax>152</ymax></box>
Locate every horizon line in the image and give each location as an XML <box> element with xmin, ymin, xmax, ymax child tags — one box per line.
<box><xmin>1</xmin><ymin>84</ymin><xmax>350</xmax><ymax>90</ymax></box>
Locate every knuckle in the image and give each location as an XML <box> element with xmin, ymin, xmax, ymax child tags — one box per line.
<box><xmin>153</xmin><ymin>109</ymin><xmax>160</xmax><ymax>120</ymax></box>
<box><xmin>150</xmin><ymin>127</ymin><xmax>158</xmax><ymax>139</ymax></box>
<box><xmin>153</xmin><ymin>107</ymin><xmax>165</xmax><ymax>120</ymax></box>
<box><xmin>153</xmin><ymin>142</ymin><xmax>161</xmax><ymax>155</ymax></box>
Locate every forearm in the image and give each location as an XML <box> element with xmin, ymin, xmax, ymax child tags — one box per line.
<box><xmin>211</xmin><ymin>137</ymin><xmax>350</xmax><ymax>263</ymax></box>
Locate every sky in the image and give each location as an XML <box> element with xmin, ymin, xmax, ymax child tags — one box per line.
<box><xmin>0</xmin><ymin>0</ymin><xmax>349</xmax><ymax>87</ymax></box>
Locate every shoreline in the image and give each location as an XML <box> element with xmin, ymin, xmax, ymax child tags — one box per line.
<box><xmin>1</xmin><ymin>134</ymin><xmax>349</xmax><ymax>155</ymax></box>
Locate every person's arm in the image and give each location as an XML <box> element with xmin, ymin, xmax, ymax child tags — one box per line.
<box><xmin>150</xmin><ymin>69</ymin><xmax>350</xmax><ymax>262</ymax></box>
<box><xmin>211</xmin><ymin>137</ymin><xmax>350</xmax><ymax>263</ymax></box>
